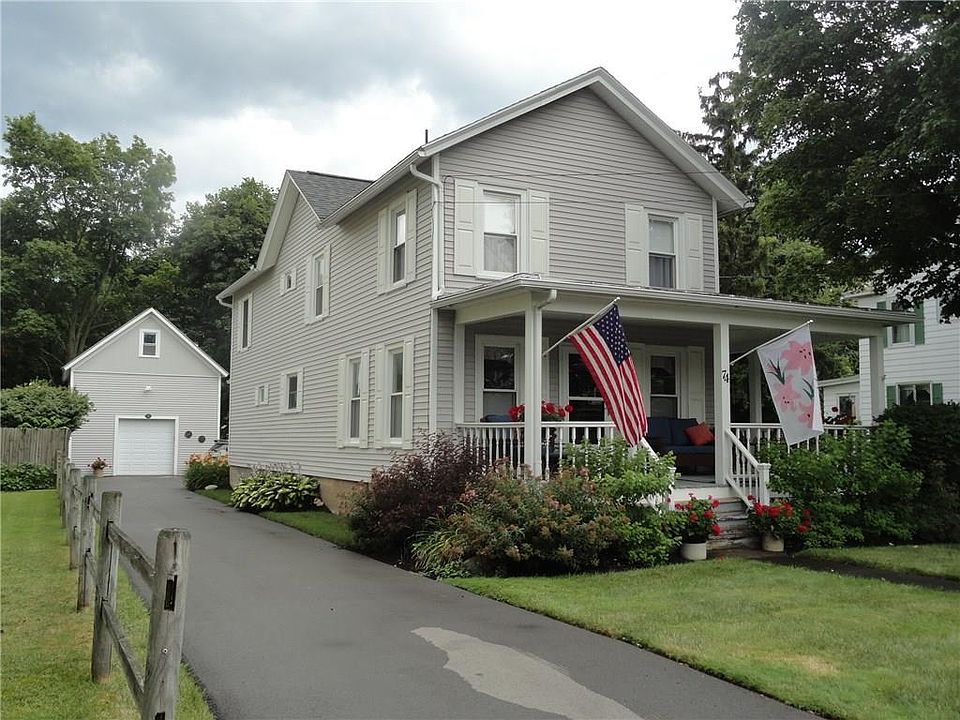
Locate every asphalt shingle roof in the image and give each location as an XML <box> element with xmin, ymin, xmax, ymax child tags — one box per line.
<box><xmin>287</xmin><ymin>170</ymin><xmax>372</xmax><ymax>219</ymax></box>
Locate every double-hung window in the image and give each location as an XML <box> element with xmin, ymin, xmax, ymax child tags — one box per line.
<box><xmin>481</xmin><ymin>345</ymin><xmax>518</xmax><ymax>417</ymax></box>
<box><xmin>280</xmin><ymin>369</ymin><xmax>303</xmax><ymax>413</ymax></box>
<box><xmin>649</xmin><ymin>354</ymin><xmax>680</xmax><ymax>417</ymax></box>
<box><xmin>897</xmin><ymin>383</ymin><xmax>931</xmax><ymax>406</ymax></box>
<box><xmin>240</xmin><ymin>294</ymin><xmax>252</xmax><ymax>349</ymax></box>
<box><xmin>392</xmin><ymin>210</ymin><xmax>406</xmax><ymax>285</ymax></box>
<box><xmin>388</xmin><ymin>348</ymin><xmax>404</xmax><ymax>440</ymax></box>
<box><xmin>140</xmin><ymin>329</ymin><xmax>159</xmax><ymax>357</ymax></box>
<box><xmin>348</xmin><ymin>358</ymin><xmax>362</xmax><ymax>441</ymax></box>
<box><xmin>890</xmin><ymin>301</ymin><xmax>914</xmax><ymax>345</ymax></box>
<box><xmin>566</xmin><ymin>352</ymin><xmax>605</xmax><ymax>421</ymax></box>
<box><xmin>482</xmin><ymin>191</ymin><xmax>520</xmax><ymax>275</ymax></box>
<box><xmin>307</xmin><ymin>248</ymin><xmax>330</xmax><ymax>322</ymax></box>
<box><xmin>648</xmin><ymin>216</ymin><xmax>677</xmax><ymax>289</ymax></box>
<box><xmin>837</xmin><ymin>393</ymin><xmax>857</xmax><ymax>419</ymax></box>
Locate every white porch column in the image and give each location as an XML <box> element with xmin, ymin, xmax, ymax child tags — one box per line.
<box><xmin>453</xmin><ymin>322</ymin><xmax>465</xmax><ymax>424</ymax></box>
<box><xmin>524</xmin><ymin>296</ymin><xmax>543</xmax><ymax>475</ymax></box>
<box><xmin>868</xmin><ymin>332</ymin><xmax>886</xmax><ymax>420</ymax></box>
<box><xmin>713</xmin><ymin>321</ymin><xmax>731</xmax><ymax>486</ymax></box>
<box><xmin>748</xmin><ymin>354</ymin><xmax>764</xmax><ymax>423</ymax></box>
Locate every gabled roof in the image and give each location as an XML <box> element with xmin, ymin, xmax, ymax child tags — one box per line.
<box><xmin>218</xmin><ymin>67</ymin><xmax>751</xmax><ymax>302</ymax></box>
<box><xmin>62</xmin><ymin>308</ymin><xmax>228</xmax><ymax>380</ymax></box>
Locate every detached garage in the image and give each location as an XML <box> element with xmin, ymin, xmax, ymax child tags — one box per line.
<box><xmin>63</xmin><ymin>308</ymin><xmax>228</xmax><ymax>476</ymax></box>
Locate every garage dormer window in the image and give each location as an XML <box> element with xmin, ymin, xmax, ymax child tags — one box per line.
<box><xmin>140</xmin><ymin>329</ymin><xmax>160</xmax><ymax>357</ymax></box>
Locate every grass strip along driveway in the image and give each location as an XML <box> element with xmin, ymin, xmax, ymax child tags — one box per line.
<box><xmin>798</xmin><ymin>544</ymin><xmax>960</xmax><ymax>581</ymax></box>
<box><xmin>453</xmin><ymin>558</ymin><xmax>960</xmax><ymax>720</ymax></box>
<box><xmin>1</xmin><ymin>490</ymin><xmax>213</xmax><ymax>720</ymax></box>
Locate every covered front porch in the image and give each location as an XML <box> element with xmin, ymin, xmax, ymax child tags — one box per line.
<box><xmin>434</xmin><ymin>276</ymin><xmax>909</xmax><ymax>504</ymax></box>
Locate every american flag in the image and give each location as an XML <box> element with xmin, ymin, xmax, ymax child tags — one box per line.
<box><xmin>569</xmin><ymin>305</ymin><xmax>648</xmax><ymax>446</ymax></box>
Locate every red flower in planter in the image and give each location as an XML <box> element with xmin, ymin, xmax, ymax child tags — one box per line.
<box><xmin>688</xmin><ymin>512</ymin><xmax>699</xmax><ymax>523</ymax></box>
<box><xmin>768</xmin><ymin>506</ymin><xmax>781</xmax><ymax>519</ymax></box>
<box><xmin>564</xmin><ymin>404</ymin><xmax>574</xmax><ymax>414</ymax></box>
<box><xmin>711</xmin><ymin>524</ymin><xmax>721</xmax><ymax>536</ymax></box>
<box><xmin>704</xmin><ymin>510</ymin><xmax>714</xmax><ymax>519</ymax></box>
<box><xmin>798</xmin><ymin>523</ymin><xmax>810</xmax><ymax>534</ymax></box>
<box><xmin>711</xmin><ymin>499</ymin><xmax>720</xmax><ymax>508</ymax></box>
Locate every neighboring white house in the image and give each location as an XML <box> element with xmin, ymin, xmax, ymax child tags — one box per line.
<box><xmin>846</xmin><ymin>289</ymin><xmax>960</xmax><ymax>420</ymax></box>
<box><xmin>216</xmin><ymin>67</ymin><xmax>911</xmax><ymax>512</ymax></box>
<box><xmin>820</xmin><ymin>376</ymin><xmax>860</xmax><ymax>422</ymax></box>
<box><xmin>63</xmin><ymin>308</ymin><xmax>228</xmax><ymax>476</ymax></box>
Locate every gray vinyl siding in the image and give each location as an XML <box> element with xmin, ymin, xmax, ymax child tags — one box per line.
<box><xmin>71</xmin><ymin>371</ymin><xmax>220</xmax><ymax>476</ymax></box>
<box><xmin>440</xmin><ymin>88</ymin><xmax>717</xmax><ymax>293</ymax></box>
<box><xmin>75</xmin><ymin>316</ymin><xmax>215</xmax><ymax>377</ymax></box>
<box><xmin>856</xmin><ymin>296</ymin><xmax>960</xmax><ymax>418</ymax></box>
<box><xmin>227</xmin><ymin>178</ymin><xmax>434</xmax><ymax>482</ymax></box>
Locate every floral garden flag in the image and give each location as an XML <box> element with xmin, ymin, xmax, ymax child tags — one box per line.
<box><xmin>756</xmin><ymin>324</ymin><xmax>823</xmax><ymax>445</ymax></box>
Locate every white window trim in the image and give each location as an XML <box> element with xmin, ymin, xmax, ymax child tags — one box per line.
<box><xmin>390</xmin><ymin>206</ymin><xmax>408</xmax><ymax>290</ymax></box>
<box><xmin>476</xmin><ymin>185</ymin><xmax>527</xmax><ymax>280</ymax></box>
<box><xmin>254</xmin><ymin>383</ymin><xmax>270</xmax><ymax>407</ymax></box>
<box><xmin>888</xmin><ymin>298</ymin><xmax>915</xmax><ymax>347</ymax></box>
<box><xmin>139</xmin><ymin>328</ymin><xmax>160</xmax><ymax>358</ymax></box>
<box><xmin>279</xmin><ymin>368</ymin><xmax>304</xmax><ymax>414</ymax></box>
<box><xmin>344</xmin><ymin>354</ymin><xmax>368</xmax><ymax>447</ymax></box>
<box><xmin>239</xmin><ymin>293</ymin><xmax>253</xmax><ymax>351</ymax></box>
<box><xmin>374</xmin><ymin>338</ymin><xmax>414</xmax><ymax>449</ymax></box>
<box><xmin>305</xmin><ymin>247</ymin><xmax>330</xmax><ymax>324</ymax></box>
<box><xmin>475</xmin><ymin>334</ymin><xmax>525</xmax><ymax>419</ymax></box>
<box><xmin>386</xmin><ymin>347</ymin><xmax>404</xmax><ymax>444</ymax></box>
<box><xmin>280</xmin><ymin>268</ymin><xmax>296</xmax><ymax>296</ymax></box>
<box><xmin>647</xmin><ymin>212</ymin><xmax>680</xmax><ymax>290</ymax></box>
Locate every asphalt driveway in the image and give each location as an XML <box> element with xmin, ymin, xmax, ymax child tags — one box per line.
<box><xmin>100</xmin><ymin>475</ymin><xmax>814</xmax><ymax>720</ymax></box>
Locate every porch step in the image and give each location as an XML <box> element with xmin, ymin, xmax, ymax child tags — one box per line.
<box><xmin>711</xmin><ymin>497</ymin><xmax>757</xmax><ymax>549</ymax></box>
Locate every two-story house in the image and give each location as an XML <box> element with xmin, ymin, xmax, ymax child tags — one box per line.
<box><xmin>217</xmin><ymin>68</ymin><xmax>908</xmax><ymax>512</ymax></box>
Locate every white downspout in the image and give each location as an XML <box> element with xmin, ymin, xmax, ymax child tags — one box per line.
<box><xmin>408</xmin><ymin>156</ymin><xmax>443</xmax><ymax>299</ymax></box>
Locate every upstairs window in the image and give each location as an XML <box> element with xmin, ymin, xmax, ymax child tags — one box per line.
<box><xmin>140</xmin><ymin>329</ymin><xmax>159</xmax><ymax>357</ymax></box>
<box><xmin>306</xmin><ymin>248</ymin><xmax>330</xmax><ymax>322</ymax></box>
<box><xmin>240</xmin><ymin>294</ymin><xmax>252</xmax><ymax>349</ymax></box>
<box><xmin>280</xmin><ymin>269</ymin><xmax>295</xmax><ymax>296</ymax></box>
<box><xmin>890</xmin><ymin>301</ymin><xmax>914</xmax><ymax>345</ymax></box>
<box><xmin>648</xmin><ymin>217</ymin><xmax>677</xmax><ymax>289</ymax></box>
<box><xmin>482</xmin><ymin>191</ymin><xmax>520</xmax><ymax>275</ymax></box>
<box><xmin>392</xmin><ymin>210</ymin><xmax>406</xmax><ymax>284</ymax></box>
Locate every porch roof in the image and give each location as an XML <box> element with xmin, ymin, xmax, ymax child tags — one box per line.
<box><xmin>433</xmin><ymin>275</ymin><xmax>914</xmax><ymax>335</ymax></box>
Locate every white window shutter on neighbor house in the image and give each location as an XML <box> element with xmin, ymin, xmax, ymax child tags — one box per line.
<box><xmin>376</xmin><ymin>209</ymin><xmax>389</xmax><ymax>293</ymax></box>
<box><xmin>684</xmin><ymin>214</ymin><xmax>704</xmax><ymax>291</ymax></box>
<box><xmin>373</xmin><ymin>344</ymin><xmax>385</xmax><ymax>448</ymax></box>
<box><xmin>528</xmin><ymin>190</ymin><xmax>550</xmax><ymax>274</ymax></box>
<box><xmin>405</xmin><ymin>190</ymin><xmax>417</xmax><ymax>282</ymax></box>
<box><xmin>336</xmin><ymin>355</ymin><xmax>347</xmax><ymax>448</ymax></box>
<box><xmin>624</xmin><ymin>204</ymin><xmax>649</xmax><ymax>285</ymax></box>
<box><xmin>453</xmin><ymin>179</ymin><xmax>479</xmax><ymax>275</ymax></box>
<box><xmin>402</xmin><ymin>337</ymin><xmax>415</xmax><ymax>449</ymax></box>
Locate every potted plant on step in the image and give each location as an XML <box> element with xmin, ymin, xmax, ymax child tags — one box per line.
<box><xmin>672</xmin><ymin>495</ymin><xmax>721</xmax><ymax>561</ymax></box>
<box><xmin>89</xmin><ymin>457</ymin><xmax>108</xmax><ymax>478</ymax></box>
<box><xmin>746</xmin><ymin>497</ymin><xmax>810</xmax><ymax>552</ymax></box>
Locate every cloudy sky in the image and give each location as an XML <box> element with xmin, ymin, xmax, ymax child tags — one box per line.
<box><xmin>2</xmin><ymin>1</ymin><xmax>741</xmax><ymax>213</ymax></box>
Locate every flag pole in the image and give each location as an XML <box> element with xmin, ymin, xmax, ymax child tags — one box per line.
<box><xmin>542</xmin><ymin>296</ymin><xmax>621</xmax><ymax>357</ymax></box>
<box><xmin>729</xmin><ymin>320</ymin><xmax>814</xmax><ymax>367</ymax></box>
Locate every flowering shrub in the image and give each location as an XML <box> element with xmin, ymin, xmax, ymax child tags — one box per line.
<box><xmin>230</xmin><ymin>471</ymin><xmax>319</xmax><ymax>512</ymax></box>
<box><xmin>670</xmin><ymin>495</ymin><xmax>722</xmax><ymax>543</ymax></box>
<box><xmin>89</xmin><ymin>457</ymin><xmax>108</xmax><ymax>471</ymax></box>
<box><xmin>184</xmin><ymin>453</ymin><xmax>229</xmax><ymax>490</ymax></box>
<box><xmin>412</xmin><ymin>463</ymin><xmax>677</xmax><ymax>577</ymax></box>
<box><xmin>746</xmin><ymin>498</ymin><xmax>809</xmax><ymax>538</ymax></box>
<box><xmin>347</xmin><ymin>432</ymin><xmax>490</xmax><ymax>555</ymax></box>
<box><xmin>507</xmin><ymin>401</ymin><xmax>575</xmax><ymax>422</ymax></box>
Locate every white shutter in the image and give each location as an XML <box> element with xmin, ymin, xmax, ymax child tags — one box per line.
<box><xmin>685</xmin><ymin>346</ymin><xmax>706</xmax><ymax>421</ymax></box>
<box><xmin>684</xmin><ymin>214</ymin><xmax>704</xmax><ymax>291</ymax></box>
<box><xmin>336</xmin><ymin>355</ymin><xmax>347</xmax><ymax>448</ymax></box>
<box><xmin>625</xmin><ymin>204</ymin><xmax>649</xmax><ymax>285</ymax></box>
<box><xmin>376</xmin><ymin>209</ymin><xmax>389</xmax><ymax>293</ymax></box>
<box><xmin>405</xmin><ymin>189</ymin><xmax>417</xmax><ymax>282</ymax></box>
<box><xmin>528</xmin><ymin>190</ymin><xmax>550</xmax><ymax>275</ymax></box>
<box><xmin>402</xmin><ymin>337</ymin><xmax>415</xmax><ymax>449</ymax></box>
<box><xmin>373</xmin><ymin>344</ymin><xmax>385</xmax><ymax>448</ymax></box>
<box><xmin>358</xmin><ymin>350</ymin><xmax>370</xmax><ymax>448</ymax></box>
<box><xmin>322</xmin><ymin>248</ymin><xmax>331</xmax><ymax>315</ymax></box>
<box><xmin>453</xmin><ymin>179</ymin><xmax>479</xmax><ymax>276</ymax></box>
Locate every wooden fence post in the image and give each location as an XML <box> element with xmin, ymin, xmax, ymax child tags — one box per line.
<box><xmin>68</xmin><ymin>468</ymin><xmax>82</xmax><ymax>569</ymax></box>
<box><xmin>142</xmin><ymin>529</ymin><xmax>191</xmax><ymax>720</ymax></box>
<box><xmin>91</xmin><ymin>491</ymin><xmax>122</xmax><ymax>683</ymax></box>
<box><xmin>76</xmin><ymin>474</ymin><xmax>97</xmax><ymax>610</ymax></box>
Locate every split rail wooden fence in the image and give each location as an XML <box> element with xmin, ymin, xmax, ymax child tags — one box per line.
<box><xmin>58</xmin><ymin>461</ymin><xmax>191</xmax><ymax>720</ymax></box>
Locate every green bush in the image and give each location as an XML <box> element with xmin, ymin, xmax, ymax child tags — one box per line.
<box><xmin>230</xmin><ymin>471</ymin><xmax>319</xmax><ymax>513</ymax></box>
<box><xmin>0</xmin><ymin>463</ymin><xmax>57</xmax><ymax>491</ymax></box>
<box><xmin>347</xmin><ymin>432</ymin><xmax>490</xmax><ymax>555</ymax></box>
<box><xmin>0</xmin><ymin>380</ymin><xmax>94</xmax><ymax>431</ymax></box>
<box><xmin>412</xmin><ymin>463</ymin><xmax>677</xmax><ymax>577</ymax></box>
<box><xmin>878</xmin><ymin>402</ymin><xmax>960</xmax><ymax>542</ymax></box>
<box><xmin>761</xmin><ymin>422</ymin><xmax>922</xmax><ymax>547</ymax></box>
<box><xmin>184</xmin><ymin>453</ymin><xmax>230</xmax><ymax>491</ymax></box>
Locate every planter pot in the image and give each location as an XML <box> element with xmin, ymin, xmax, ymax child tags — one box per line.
<box><xmin>92</xmin><ymin>468</ymin><xmax>104</xmax><ymax>478</ymax></box>
<box><xmin>680</xmin><ymin>541</ymin><xmax>708</xmax><ymax>561</ymax></box>
<box><xmin>762</xmin><ymin>534</ymin><xmax>785</xmax><ymax>553</ymax></box>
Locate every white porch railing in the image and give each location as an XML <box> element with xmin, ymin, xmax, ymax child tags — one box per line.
<box><xmin>726</xmin><ymin>428</ymin><xmax>771</xmax><ymax>504</ymax></box>
<box><xmin>455</xmin><ymin>420</ymin><xmax>658</xmax><ymax>477</ymax></box>
<box><xmin>730</xmin><ymin>423</ymin><xmax>873</xmax><ymax>454</ymax></box>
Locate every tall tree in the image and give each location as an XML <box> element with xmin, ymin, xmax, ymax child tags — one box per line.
<box><xmin>734</xmin><ymin>1</ymin><xmax>960</xmax><ymax>317</ymax></box>
<box><xmin>1</xmin><ymin>114</ymin><xmax>176</xmax><ymax>385</ymax></box>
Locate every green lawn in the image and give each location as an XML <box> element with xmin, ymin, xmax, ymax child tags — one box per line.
<box><xmin>453</xmin><ymin>559</ymin><xmax>960</xmax><ymax>720</ymax></box>
<box><xmin>798</xmin><ymin>544</ymin><xmax>960</xmax><ymax>580</ymax></box>
<box><xmin>1</xmin><ymin>490</ymin><xmax>214</xmax><ymax>720</ymax></box>
<box><xmin>193</xmin><ymin>487</ymin><xmax>355</xmax><ymax>547</ymax></box>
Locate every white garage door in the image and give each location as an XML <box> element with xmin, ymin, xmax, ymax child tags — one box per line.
<box><xmin>116</xmin><ymin>418</ymin><xmax>176</xmax><ymax>475</ymax></box>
